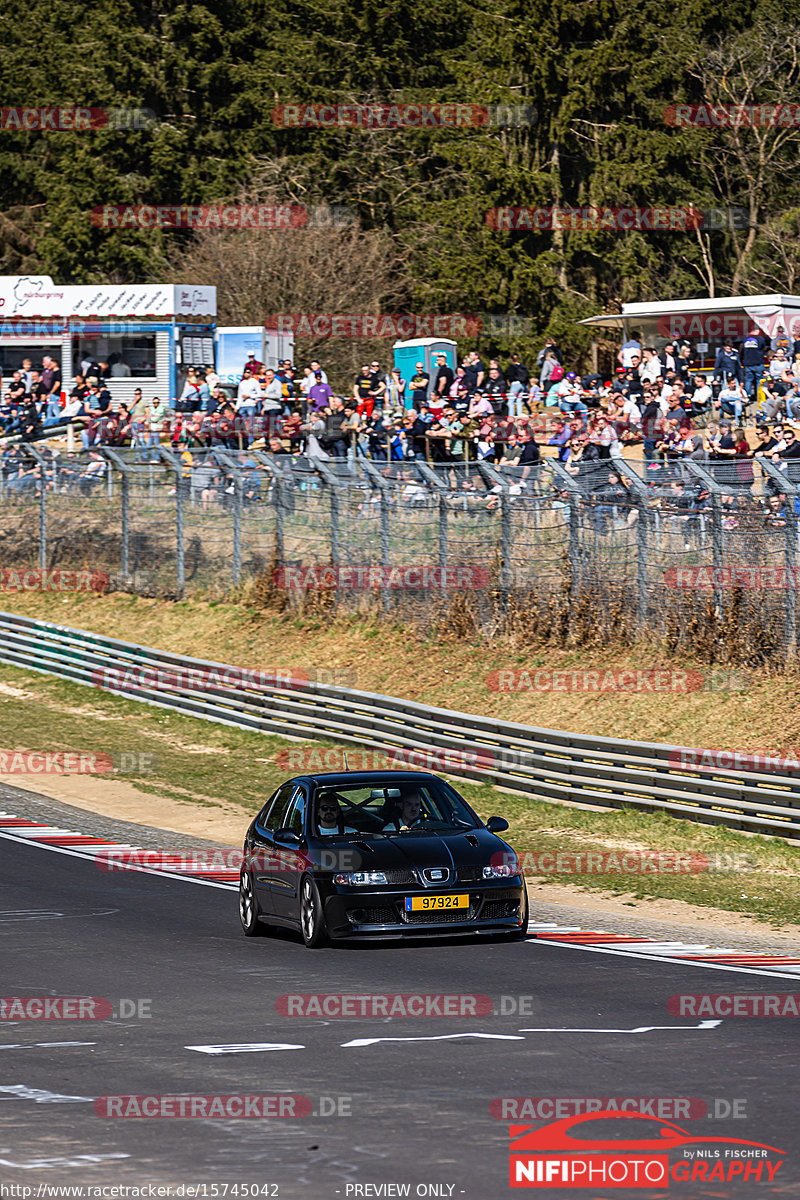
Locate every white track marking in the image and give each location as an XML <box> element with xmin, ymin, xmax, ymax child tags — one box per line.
<box><xmin>341</xmin><ymin>1033</ymin><xmax>526</xmax><ymax>1048</ymax></box>
<box><xmin>186</xmin><ymin>1042</ymin><xmax>306</xmax><ymax>1055</ymax></box>
<box><xmin>516</xmin><ymin>1020</ymin><xmax>722</xmax><ymax>1033</ymax></box>
<box><xmin>0</xmin><ymin>829</ymin><xmax>236</xmax><ymax>890</ymax></box>
<box><xmin>0</xmin><ymin>1084</ymin><xmax>93</xmax><ymax>1103</ymax></box>
<box><xmin>530</xmin><ymin>936</ymin><xmax>800</xmax><ymax>980</ymax></box>
<box><xmin>0</xmin><ymin>1042</ymin><xmax>96</xmax><ymax>1051</ymax></box>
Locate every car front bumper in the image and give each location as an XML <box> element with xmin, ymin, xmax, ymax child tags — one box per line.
<box><xmin>322</xmin><ymin>884</ymin><xmax>526</xmax><ymax>940</ymax></box>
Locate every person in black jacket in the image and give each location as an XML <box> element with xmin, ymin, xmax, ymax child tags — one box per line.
<box><xmin>713</xmin><ymin>340</ymin><xmax>742</xmax><ymax>384</ymax></box>
<box><xmin>19</xmin><ymin>399</ymin><xmax>42</xmax><ymax>441</ymax></box>
<box><xmin>506</xmin><ymin>353</ymin><xmax>531</xmax><ymax>416</ymax></box>
<box><xmin>321</xmin><ymin>396</ymin><xmax>349</xmax><ymax>458</ymax></box>
<box><xmin>640</xmin><ymin>397</ymin><xmax>662</xmax><ymax>461</ymax></box>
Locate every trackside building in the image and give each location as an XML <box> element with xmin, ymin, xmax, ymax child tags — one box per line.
<box><xmin>0</xmin><ymin>274</ymin><xmax>216</xmax><ymax>403</ymax></box>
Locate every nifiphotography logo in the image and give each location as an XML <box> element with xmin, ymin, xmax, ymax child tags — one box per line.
<box><xmin>508</xmin><ymin>1110</ymin><xmax>785</xmax><ymax>1187</ymax></box>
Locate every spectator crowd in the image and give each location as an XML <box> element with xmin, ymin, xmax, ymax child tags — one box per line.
<box><xmin>5</xmin><ymin>326</ymin><xmax>800</xmax><ymax>491</ymax></box>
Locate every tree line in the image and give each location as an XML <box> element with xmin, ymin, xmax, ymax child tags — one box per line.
<box><xmin>0</xmin><ymin>0</ymin><xmax>798</xmax><ymax>368</ymax></box>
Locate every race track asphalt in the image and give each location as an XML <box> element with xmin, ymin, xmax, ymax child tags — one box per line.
<box><xmin>1</xmin><ymin>830</ymin><xmax>798</xmax><ymax>1198</ymax></box>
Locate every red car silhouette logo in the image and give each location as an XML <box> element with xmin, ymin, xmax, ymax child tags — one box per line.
<box><xmin>510</xmin><ymin>1110</ymin><xmax>784</xmax><ymax>1154</ymax></box>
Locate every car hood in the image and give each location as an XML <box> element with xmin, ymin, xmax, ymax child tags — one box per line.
<box><xmin>341</xmin><ymin>828</ymin><xmax>510</xmax><ymax>872</ymax></box>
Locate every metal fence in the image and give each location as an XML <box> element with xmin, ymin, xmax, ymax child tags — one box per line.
<box><xmin>1</xmin><ymin>442</ymin><xmax>799</xmax><ymax>649</ymax></box>
<box><xmin>0</xmin><ymin>609</ymin><xmax>797</xmax><ymax>839</ymax></box>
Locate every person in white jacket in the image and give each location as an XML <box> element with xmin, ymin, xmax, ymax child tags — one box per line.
<box><xmin>640</xmin><ymin>348</ymin><xmax>663</xmax><ymax>384</ymax></box>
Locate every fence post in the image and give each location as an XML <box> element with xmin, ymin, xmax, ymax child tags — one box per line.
<box><xmin>438</xmin><ymin>495</ymin><xmax>448</xmax><ymax>571</ymax></box>
<box><xmin>787</xmin><ymin>505</ymin><xmax>797</xmax><ymax>652</ymax></box>
<box><xmin>614</xmin><ymin>460</ymin><xmax>651</xmax><ymax>631</ymax></box>
<box><xmin>416</xmin><ymin>461</ymin><xmax>449</xmax><ymax>574</ymax></box>
<box><xmin>121</xmin><ymin>472</ymin><xmax>129</xmax><ymax>578</ymax></box>
<box><xmin>233</xmin><ymin>474</ymin><xmax>242</xmax><ymax>586</ymax></box>
<box><xmin>358</xmin><ymin>459</ymin><xmax>393</xmax><ymax>611</ymax></box>
<box><xmin>684</xmin><ymin>460</ymin><xmax>726</xmax><ymax>617</ymax></box>
<box><xmin>759</xmin><ymin>459</ymin><xmax>800</xmax><ymax>654</ymax></box>
<box><xmin>636</xmin><ymin>495</ymin><xmax>648</xmax><ymax>628</ymax></box>
<box><xmin>569</xmin><ymin>493</ymin><xmax>580</xmax><ymax>597</ymax></box>
<box><xmin>176</xmin><ymin>469</ymin><xmax>185</xmax><ymax>596</ymax></box>
<box><xmin>547</xmin><ymin>460</ymin><xmax>585</xmax><ymax>600</ymax></box>
<box><xmin>380</xmin><ymin>490</ymin><xmax>390</xmax><ymax>611</ymax></box>
<box><xmin>23</xmin><ymin>445</ymin><xmax>48</xmax><ymax>571</ymax></box>
<box><xmin>315</xmin><ymin>461</ymin><xmax>342</xmax><ymax>602</ymax></box>
<box><xmin>275</xmin><ymin>472</ymin><xmax>285</xmax><ymax>568</ymax></box>
<box><xmin>711</xmin><ymin>492</ymin><xmax>723</xmax><ymax>615</ymax></box>
<box><xmin>157</xmin><ymin>448</ymin><xmax>185</xmax><ymax>597</ymax></box>
<box><xmin>329</xmin><ymin>483</ymin><xmax>339</xmax><ymax>600</ymax></box>
<box><xmin>98</xmin><ymin>448</ymin><xmax>132</xmax><ymax>583</ymax></box>
<box><xmin>253</xmin><ymin>450</ymin><xmax>288</xmax><ymax>571</ymax></box>
<box><xmin>39</xmin><ymin>467</ymin><xmax>46</xmax><ymax>570</ymax></box>
<box><xmin>476</xmin><ymin>461</ymin><xmax>513</xmax><ymax>608</ymax></box>
<box><xmin>499</xmin><ymin>491</ymin><xmax>511</xmax><ymax>610</ymax></box>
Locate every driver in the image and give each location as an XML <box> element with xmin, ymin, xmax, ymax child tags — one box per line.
<box><xmin>316</xmin><ymin>796</ymin><xmax>357</xmax><ymax>836</ymax></box>
<box><xmin>385</xmin><ymin>789</ymin><xmax>426</xmax><ymax>832</ymax></box>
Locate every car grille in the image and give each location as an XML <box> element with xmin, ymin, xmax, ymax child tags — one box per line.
<box><xmin>348</xmin><ymin>906</ymin><xmax>396</xmax><ymax>925</ymax></box>
<box><xmin>383</xmin><ymin>869</ymin><xmax>416</xmax><ymax>885</ymax></box>
<box><xmin>481</xmin><ymin>899</ymin><xmax>519</xmax><ymax>920</ymax></box>
<box><xmin>456</xmin><ymin>866</ymin><xmax>483</xmax><ymax>883</ymax></box>
<box><xmin>404</xmin><ymin>907</ymin><xmax>475</xmax><ymax>924</ymax></box>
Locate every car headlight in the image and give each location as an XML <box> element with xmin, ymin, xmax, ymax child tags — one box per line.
<box><xmin>483</xmin><ymin>860</ymin><xmax>518</xmax><ymax>878</ymax></box>
<box><xmin>333</xmin><ymin>871</ymin><xmax>388</xmax><ymax>886</ymax></box>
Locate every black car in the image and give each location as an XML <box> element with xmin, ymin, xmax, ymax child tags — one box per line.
<box><xmin>238</xmin><ymin>771</ymin><xmax>528</xmax><ymax>947</ymax></box>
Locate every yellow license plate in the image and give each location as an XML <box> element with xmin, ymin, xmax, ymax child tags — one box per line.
<box><xmin>405</xmin><ymin>894</ymin><xmax>469</xmax><ymax>911</ymax></box>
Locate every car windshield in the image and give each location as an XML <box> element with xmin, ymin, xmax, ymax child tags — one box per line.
<box><xmin>312</xmin><ymin>778</ymin><xmax>479</xmax><ymax>837</ymax></box>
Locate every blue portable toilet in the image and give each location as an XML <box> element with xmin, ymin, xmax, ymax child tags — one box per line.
<box><xmin>393</xmin><ymin>337</ymin><xmax>457</xmax><ymax>405</ymax></box>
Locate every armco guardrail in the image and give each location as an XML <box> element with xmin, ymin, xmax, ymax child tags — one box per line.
<box><xmin>0</xmin><ymin>610</ymin><xmax>798</xmax><ymax>840</ymax></box>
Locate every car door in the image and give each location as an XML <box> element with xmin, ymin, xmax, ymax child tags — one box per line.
<box><xmin>250</xmin><ymin>782</ymin><xmax>297</xmax><ymax>915</ymax></box>
<box><xmin>270</xmin><ymin>784</ymin><xmax>308</xmax><ymax>922</ymax></box>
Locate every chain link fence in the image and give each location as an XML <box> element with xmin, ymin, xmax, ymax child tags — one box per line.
<box><xmin>1</xmin><ymin>443</ymin><xmax>798</xmax><ymax>655</ymax></box>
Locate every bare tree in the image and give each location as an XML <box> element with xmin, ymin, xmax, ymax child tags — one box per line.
<box><xmin>164</xmin><ymin>173</ymin><xmax>412</xmax><ymax>391</ymax></box>
<box><xmin>681</xmin><ymin>23</ymin><xmax>800</xmax><ymax>291</ymax></box>
<box><xmin>740</xmin><ymin>210</ymin><xmax>800</xmax><ymax>294</ymax></box>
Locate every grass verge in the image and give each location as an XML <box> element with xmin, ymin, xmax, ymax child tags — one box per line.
<box><xmin>0</xmin><ymin>660</ymin><xmax>797</xmax><ymax>929</ymax></box>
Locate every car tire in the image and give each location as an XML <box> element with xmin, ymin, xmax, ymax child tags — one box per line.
<box><xmin>300</xmin><ymin>875</ymin><xmax>328</xmax><ymax>948</ymax></box>
<box><xmin>239</xmin><ymin>869</ymin><xmax>268</xmax><ymax>937</ymax></box>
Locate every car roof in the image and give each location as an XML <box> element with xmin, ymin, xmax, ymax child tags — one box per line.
<box><xmin>293</xmin><ymin>771</ymin><xmax>443</xmax><ymax>787</ymax></box>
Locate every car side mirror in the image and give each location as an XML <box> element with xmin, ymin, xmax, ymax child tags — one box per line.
<box><xmin>273</xmin><ymin>828</ymin><xmax>302</xmax><ymax>846</ymax></box>
<box><xmin>486</xmin><ymin>816</ymin><xmax>509</xmax><ymax>833</ymax></box>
